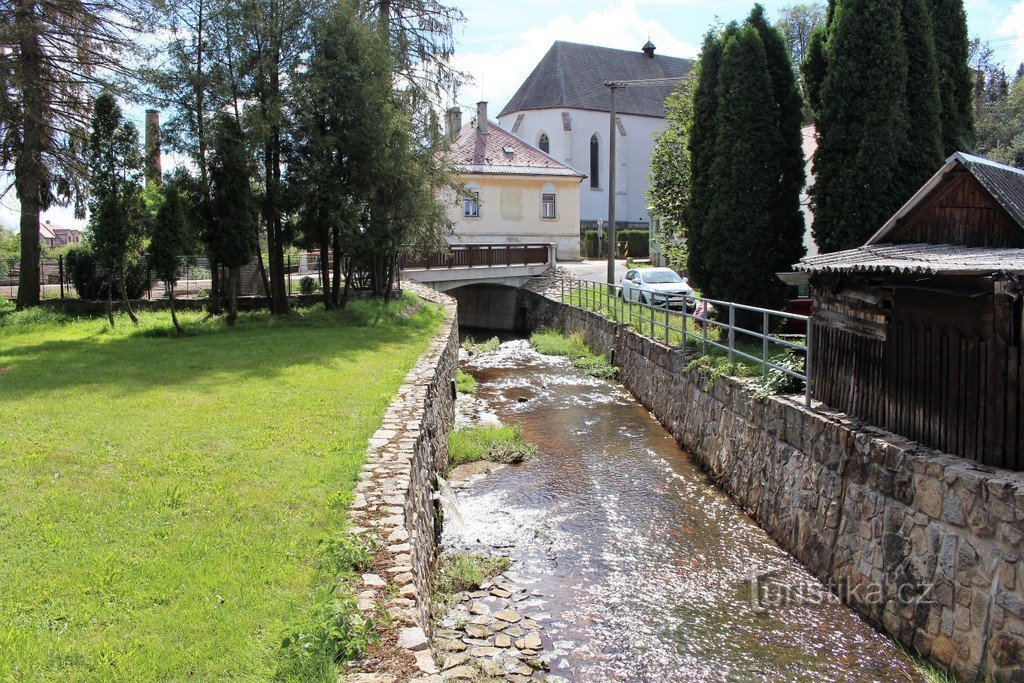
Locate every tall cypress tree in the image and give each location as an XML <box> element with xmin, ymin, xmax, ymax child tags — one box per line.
<box><xmin>928</xmin><ymin>0</ymin><xmax>974</xmax><ymax>154</ymax></box>
<box><xmin>703</xmin><ymin>26</ymin><xmax>795</xmax><ymax>317</ymax></box>
<box><xmin>687</xmin><ymin>30</ymin><xmax>725</xmax><ymax>288</ymax></box>
<box><xmin>807</xmin><ymin>0</ymin><xmax>909</xmax><ymax>252</ymax></box>
<box><xmin>747</xmin><ymin>4</ymin><xmax>806</xmax><ymax>266</ymax></box>
<box><xmin>898</xmin><ymin>0</ymin><xmax>943</xmax><ymax>198</ymax></box>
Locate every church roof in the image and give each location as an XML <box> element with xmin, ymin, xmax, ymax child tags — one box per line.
<box><xmin>451</xmin><ymin>120</ymin><xmax>585</xmax><ymax>177</ymax></box>
<box><xmin>498</xmin><ymin>41</ymin><xmax>693</xmax><ymax>119</ymax></box>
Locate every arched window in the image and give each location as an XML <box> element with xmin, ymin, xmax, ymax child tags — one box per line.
<box><xmin>538</xmin><ymin>133</ymin><xmax>550</xmax><ymax>153</ymax></box>
<box><xmin>541</xmin><ymin>183</ymin><xmax>557</xmax><ymax>219</ymax></box>
<box><xmin>590</xmin><ymin>134</ymin><xmax>600</xmax><ymax>188</ymax></box>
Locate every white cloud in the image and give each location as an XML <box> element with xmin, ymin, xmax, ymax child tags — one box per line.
<box><xmin>996</xmin><ymin>1</ymin><xmax>1024</xmax><ymax>69</ymax></box>
<box><xmin>451</xmin><ymin>0</ymin><xmax>698</xmax><ymax>118</ymax></box>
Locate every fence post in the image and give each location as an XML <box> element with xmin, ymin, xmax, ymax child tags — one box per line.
<box><xmin>664</xmin><ymin>305</ymin><xmax>669</xmax><ymax>345</ymax></box>
<box><xmin>649</xmin><ymin>299</ymin><xmax>655</xmax><ymax>338</ymax></box>
<box><xmin>762</xmin><ymin>311</ymin><xmax>769</xmax><ymax>377</ymax></box>
<box><xmin>59</xmin><ymin>255</ymin><xmax>65</xmax><ymax>299</ymax></box>
<box><xmin>805</xmin><ymin>319</ymin><xmax>814</xmax><ymax>408</ymax></box>
<box><xmin>728</xmin><ymin>304</ymin><xmax>735</xmax><ymax>364</ymax></box>
<box><xmin>147</xmin><ymin>262</ymin><xmax>152</xmax><ymax>300</ymax></box>
<box><xmin>701</xmin><ymin>305</ymin><xmax>708</xmax><ymax>356</ymax></box>
<box><xmin>288</xmin><ymin>252</ymin><xmax>292</xmax><ymax>296</ymax></box>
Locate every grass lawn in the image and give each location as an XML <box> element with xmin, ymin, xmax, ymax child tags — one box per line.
<box><xmin>0</xmin><ymin>296</ymin><xmax>441</xmax><ymax>681</ymax></box>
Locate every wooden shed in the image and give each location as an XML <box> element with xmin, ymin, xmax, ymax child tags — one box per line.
<box><xmin>795</xmin><ymin>153</ymin><xmax>1024</xmax><ymax>471</ymax></box>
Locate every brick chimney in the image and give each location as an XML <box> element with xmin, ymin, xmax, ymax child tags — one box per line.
<box><xmin>145</xmin><ymin>109</ymin><xmax>162</xmax><ymax>185</ymax></box>
<box><xmin>477</xmin><ymin>101</ymin><xmax>488</xmax><ymax>133</ymax></box>
<box><xmin>446</xmin><ymin>106</ymin><xmax>462</xmax><ymax>139</ymax></box>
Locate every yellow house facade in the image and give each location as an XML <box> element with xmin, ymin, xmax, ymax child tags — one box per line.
<box><xmin>448</xmin><ymin>102</ymin><xmax>585</xmax><ymax>261</ymax></box>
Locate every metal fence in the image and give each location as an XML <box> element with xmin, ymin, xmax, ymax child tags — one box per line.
<box><xmin>400</xmin><ymin>243</ymin><xmax>551</xmax><ymax>270</ymax></box>
<box><xmin>561</xmin><ymin>278</ymin><xmax>813</xmax><ymax>407</ymax></box>
<box><xmin>1</xmin><ymin>251</ymin><xmax>345</xmax><ymax>301</ymax></box>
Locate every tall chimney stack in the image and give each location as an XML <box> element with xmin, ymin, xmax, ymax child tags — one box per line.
<box><xmin>446</xmin><ymin>106</ymin><xmax>462</xmax><ymax>139</ymax></box>
<box><xmin>476</xmin><ymin>101</ymin><xmax>488</xmax><ymax>132</ymax></box>
<box><xmin>145</xmin><ymin>109</ymin><xmax>162</xmax><ymax>186</ymax></box>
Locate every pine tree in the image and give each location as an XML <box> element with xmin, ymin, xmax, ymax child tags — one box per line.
<box><xmin>703</xmin><ymin>26</ymin><xmax>797</xmax><ymax>318</ymax></box>
<box><xmin>148</xmin><ymin>184</ymin><xmax>192</xmax><ymax>335</ymax></box>
<box><xmin>88</xmin><ymin>93</ymin><xmax>145</xmax><ymax>327</ymax></box>
<box><xmin>687</xmin><ymin>30</ymin><xmax>725</xmax><ymax>289</ymax></box>
<box><xmin>898</xmin><ymin>0</ymin><xmax>943</xmax><ymax>198</ymax></box>
<box><xmin>807</xmin><ymin>0</ymin><xmax>910</xmax><ymax>252</ymax></box>
<box><xmin>928</xmin><ymin>0</ymin><xmax>974</xmax><ymax>154</ymax></box>
<box><xmin>209</xmin><ymin>114</ymin><xmax>256</xmax><ymax>323</ymax></box>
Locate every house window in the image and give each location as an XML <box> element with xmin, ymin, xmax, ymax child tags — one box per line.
<box><xmin>590</xmin><ymin>135</ymin><xmax>599</xmax><ymax>188</ymax></box>
<box><xmin>542</xmin><ymin>193</ymin><xmax>556</xmax><ymax>219</ymax></box>
<box><xmin>463</xmin><ymin>188</ymin><xmax>479</xmax><ymax>218</ymax></box>
<box><xmin>538</xmin><ymin>133</ymin><xmax>549</xmax><ymax>153</ymax></box>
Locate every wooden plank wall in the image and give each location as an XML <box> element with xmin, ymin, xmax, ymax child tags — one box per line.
<box><xmin>813</xmin><ymin>288</ymin><xmax>1023</xmax><ymax>471</ymax></box>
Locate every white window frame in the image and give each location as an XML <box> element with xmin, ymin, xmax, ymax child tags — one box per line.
<box><xmin>541</xmin><ymin>192</ymin><xmax>556</xmax><ymax>219</ymax></box>
<box><xmin>463</xmin><ymin>186</ymin><xmax>480</xmax><ymax>218</ymax></box>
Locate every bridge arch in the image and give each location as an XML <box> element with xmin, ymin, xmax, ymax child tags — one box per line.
<box><xmin>447</xmin><ymin>282</ymin><xmax>526</xmax><ymax>331</ymax></box>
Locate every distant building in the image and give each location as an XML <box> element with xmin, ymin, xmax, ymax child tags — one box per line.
<box><xmin>497</xmin><ymin>40</ymin><xmax>692</xmax><ymax>232</ymax></box>
<box><xmin>447</xmin><ymin>102</ymin><xmax>585</xmax><ymax>260</ymax></box>
<box><xmin>39</xmin><ymin>221</ymin><xmax>83</xmax><ymax>249</ymax></box>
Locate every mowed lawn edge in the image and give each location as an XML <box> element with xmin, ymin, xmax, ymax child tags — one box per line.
<box><xmin>0</xmin><ymin>296</ymin><xmax>443</xmax><ymax>680</ymax></box>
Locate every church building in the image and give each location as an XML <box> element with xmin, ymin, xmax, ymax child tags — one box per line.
<box><xmin>497</xmin><ymin>40</ymin><xmax>692</xmax><ymax>232</ymax></box>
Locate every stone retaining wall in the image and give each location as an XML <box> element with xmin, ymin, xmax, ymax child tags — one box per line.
<box><xmin>346</xmin><ymin>283</ymin><xmax>459</xmax><ymax>680</ymax></box>
<box><xmin>524</xmin><ymin>291</ymin><xmax>1024</xmax><ymax>682</ymax></box>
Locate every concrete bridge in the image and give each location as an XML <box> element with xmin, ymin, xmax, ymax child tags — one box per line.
<box><xmin>401</xmin><ymin>243</ymin><xmax>555</xmax><ymax>329</ymax></box>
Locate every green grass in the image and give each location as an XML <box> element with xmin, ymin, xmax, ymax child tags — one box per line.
<box><xmin>0</xmin><ymin>295</ymin><xmax>442</xmax><ymax>681</ymax></box>
<box><xmin>433</xmin><ymin>552</ymin><xmax>511</xmax><ymax>613</ymax></box>
<box><xmin>455</xmin><ymin>370</ymin><xmax>477</xmax><ymax>394</ymax></box>
<box><xmin>448</xmin><ymin>425</ymin><xmax>537</xmax><ymax>468</ymax></box>
<box><xmin>461</xmin><ymin>335</ymin><xmax>499</xmax><ymax>355</ymax></box>
<box><xmin>529</xmin><ymin>329</ymin><xmax>617</xmax><ymax>379</ymax></box>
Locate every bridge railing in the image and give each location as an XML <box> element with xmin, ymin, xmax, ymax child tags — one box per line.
<box><xmin>400</xmin><ymin>243</ymin><xmax>551</xmax><ymax>270</ymax></box>
<box><xmin>561</xmin><ymin>278</ymin><xmax>813</xmax><ymax>407</ymax></box>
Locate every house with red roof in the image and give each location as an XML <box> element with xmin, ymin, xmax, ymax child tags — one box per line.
<box><xmin>39</xmin><ymin>220</ymin><xmax>83</xmax><ymax>249</ymax></box>
<box><xmin>446</xmin><ymin>102</ymin><xmax>585</xmax><ymax>260</ymax></box>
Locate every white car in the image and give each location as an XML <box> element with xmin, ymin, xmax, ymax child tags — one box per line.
<box><xmin>618</xmin><ymin>267</ymin><xmax>696</xmax><ymax>311</ymax></box>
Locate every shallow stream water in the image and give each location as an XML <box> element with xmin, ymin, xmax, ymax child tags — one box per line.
<box><xmin>449</xmin><ymin>339</ymin><xmax>923</xmax><ymax>682</ymax></box>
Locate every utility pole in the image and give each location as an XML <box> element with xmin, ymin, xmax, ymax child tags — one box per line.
<box><xmin>606</xmin><ymin>82</ymin><xmax>621</xmax><ymax>286</ymax></box>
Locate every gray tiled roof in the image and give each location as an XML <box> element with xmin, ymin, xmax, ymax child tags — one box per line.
<box><xmin>498</xmin><ymin>41</ymin><xmax>693</xmax><ymax>119</ymax></box>
<box><xmin>957</xmin><ymin>153</ymin><xmax>1024</xmax><ymax>229</ymax></box>
<box><xmin>451</xmin><ymin>120</ymin><xmax>585</xmax><ymax>177</ymax></box>
<box><xmin>795</xmin><ymin>243</ymin><xmax>1024</xmax><ymax>275</ymax></box>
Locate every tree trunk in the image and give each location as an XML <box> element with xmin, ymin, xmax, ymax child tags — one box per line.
<box><xmin>169</xmin><ymin>280</ymin><xmax>182</xmax><ymax>335</ymax></box>
<box><xmin>383</xmin><ymin>254</ymin><xmax>396</xmax><ymax>303</ymax></box>
<box><xmin>331</xmin><ymin>227</ymin><xmax>341</xmax><ymax>307</ymax></box>
<box><xmin>14</xmin><ymin>0</ymin><xmax>42</xmax><ymax>310</ymax></box>
<box><xmin>318</xmin><ymin>226</ymin><xmax>332</xmax><ymax>310</ymax></box>
<box><xmin>120</xmin><ymin>264</ymin><xmax>139</xmax><ymax>325</ymax></box>
<box><xmin>106</xmin><ymin>281</ymin><xmax>115</xmax><ymax>327</ymax></box>
<box><xmin>208</xmin><ymin>260</ymin><xmax>222</xmax><ymax>314</ymax></box>
<box><xmin>227</xmin><ymin>267</ymin><xmax>238</xmax><ymax>325</ymax></box>
<box><xmin>340</xmin><ymin>257</ymin><xmax>354</xmax><ymax>310</ymax></box>
<box><xmin>256</xmin><ymin>234</ymin><xmax>271</xmax><ymax>307</ymax></box>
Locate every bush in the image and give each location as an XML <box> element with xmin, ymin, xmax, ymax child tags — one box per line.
<box><xmin>64</xmin><ymin>244</ymin><xmax>150</xmax><ymax>300</ymax></box>
<box><xmin>449</xmin><ymin>425</ymin><xmax>536</xmax><ymax>467</ymax></box>
<box><xmin>435</xmin><ymin>552</ymin><xmax>511</xmax><ymax>597</ymax></box>
<box><xmin>299</xmin><ymin>275</ymin><xmax>318</xmax><ymax>295</ymax></box>
<box><xmin>455</xmin><ymin>370</ymin><xmax>476</xmax><ymax>394</ymax></box>
<box><xmin>581</xmin><ymin>229</ymin><xmax>649</xmax><ymax>258</ymax></box>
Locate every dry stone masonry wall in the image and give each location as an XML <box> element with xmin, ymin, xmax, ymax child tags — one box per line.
<box><xmin>524</xmin><ymin>291</ymin><xmax>1024</xmax><ymax>682</ymax></box>
<box><xmin>346</xmin><ymin>283</ymin><xmax>459</xmax><ymax>682</ymax></box>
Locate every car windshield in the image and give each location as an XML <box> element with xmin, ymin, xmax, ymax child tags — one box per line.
<box><xmin>642</xmin><ymin>270</ymin><xmax>684</xmax><ymax>284</ymax></box>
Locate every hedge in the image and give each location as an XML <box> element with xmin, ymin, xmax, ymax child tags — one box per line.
<box><xmin>581</xmin><ymin>229</ymin><xmax>649</xmax><ymax>258</ymax></box>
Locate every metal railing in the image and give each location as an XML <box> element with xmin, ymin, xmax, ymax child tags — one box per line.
<box><xmin>400</xmin><ymin>243</ymin><xmax>551</xmax><ymax>270</ymax></box>
<box><xmin>560</xmin><ymin>278</ymin><xmax>813</xmax><ymax>407</ymax></box>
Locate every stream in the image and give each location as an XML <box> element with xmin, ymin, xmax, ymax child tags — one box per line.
<box><xmin>444</xmin><ymin>338</ymin><xmax>924</xmax><ymax>682</ymax></box>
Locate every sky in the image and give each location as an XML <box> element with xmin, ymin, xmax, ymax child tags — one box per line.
<box><xmin>9</xmin><ymin>0</ymin><xmax>1024</xmax><ymax>232</ymax></box>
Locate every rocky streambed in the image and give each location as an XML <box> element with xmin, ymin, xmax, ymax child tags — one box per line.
<box><xmin>433</xmin><ymin>338</ymin><xmax>926</xmax><ymax>682</ymax></box>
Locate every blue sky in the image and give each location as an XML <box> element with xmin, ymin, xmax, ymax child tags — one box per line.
<box><xmin>11</xmin><ymin>0</ymin><xmax>1024</xmax><ymax>231</ymax></box>
<box><xmin>449</xmin><ymin>0</ymin><xmax>1024</xmax><ymax>116</ymax></box>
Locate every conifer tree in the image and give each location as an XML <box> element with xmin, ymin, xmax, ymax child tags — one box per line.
<box><xmin>703</xmin><ymin>26</ymin><xmax>798</xmax><ymax>318</ymax></box>
<box><xmin>648</xmin><ymin>80</ymin><xmax>695</xmax><ymax>270</ymax></box>
<box><xmin>148</xmin><ymin>183</ymin><xmax>192</xmax><ymax>335</ymax></box>
<box><xmin>806</xmin><ymin>0</ymin><xmax>910</xmax><ymax>252</ymax></box>
<box><xmin>898</xmin><ymin>0</ymin><xmax>943</xmax><ymax>197</ymax></box>
<box><xmin>686</xmin><ymin>30</ymin><xmax>725</xmax><ymax>288</ymax></box>
<box><xmin>88</xmin><ymin>93</ymin><xmax>145</xmax><ymax>327</ymax></box>
<box><xmin>928</xmin><ymin>0</ymin><xmax>974</xmax><ymax>154</ymax></box>
<box><xmin>209</xmin><ymin>114</ymin><xmax>256</xmax><ymax>324</ymax></box>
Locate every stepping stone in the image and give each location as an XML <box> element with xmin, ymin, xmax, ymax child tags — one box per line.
<box><xmin>494</xmin><ymin>634</ymin><xmax>512</xmax><ymax>648</ymax></box>
<box><xmin>464</xmin><ymin>624</ymin><xmax>490</xmax><ymax>638</ymax></box>
<box><xmin>397</xmin><ymin>627</ymin><xmax>428</xmax><ymax>651</ymax></box>
<box><xmin>361</xmin><ymin>573</ymin><xmax>386</xmax><ymax>588</ymax></box>
<box><xmin>469</xmin><ymin>646</ymin><xmax>502</xmax><ymax>657</ymax></box>
<box><xmin>493</xmin><ymin>610</ymin><xmax>522</xmax><ymax>623</ymax></box>
<box><xmin>469</xmin><ymin>615</ymin><xmax>491</xmax><ymax>625</ymax></box>
<box><xmin>441</xmin><ymin>666</ymin><xmax>475</xmax><ymax>680</ymax></box>
<box><xmin>414</xmin><ymin>650</ymin><xmax>438</xmax><ymax>674</ymax></box>
<box><xmin>436</xmin><ymin>639</ymin><xmax>467</xmax><ymax>652</ymax></box>
<box><xmin>515</xmin><ymin>633</ymin><xmax>542</xmax><ymax>650</ymax></box>
<box><xmin>469</xmin><ymin>603</ymin><xmax>490</xmax><ymax>615</ymax></box>
<box><xmin>490</xmin><ymin>588</ymin><xmax>512</xmax><ymax>598</ymax></box>
<box><xmin>443</xmin><ymin>653</ymin><xmax>470</xmax><ymax>670</ymax></box>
